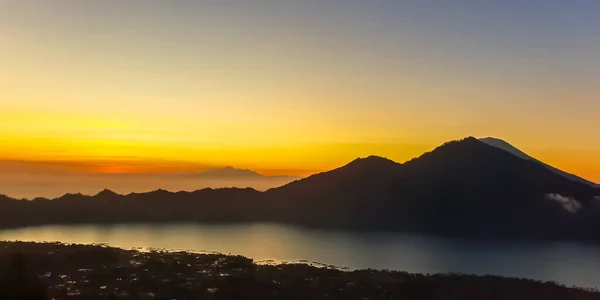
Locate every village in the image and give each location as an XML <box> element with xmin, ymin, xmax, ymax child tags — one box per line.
<box><xmin>0</xmin><ymin>241</ymin><xmax>598</xmax><ymax>300</ymax></box>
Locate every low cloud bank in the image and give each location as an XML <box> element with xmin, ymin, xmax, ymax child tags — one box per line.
<box><xmin>545</xmin><ymin>193</ymin><xmax>582</xmax><ymax>213</ymax></box>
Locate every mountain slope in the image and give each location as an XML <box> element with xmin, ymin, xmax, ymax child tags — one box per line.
<box><xmin>194</xmin><ymin>166</ymin><xmax>264</xmax><ymax>179</ymax></box>
<box><xmin>1</xmin><ymin>137</ymin><xmax>599</xmax><ymax>242</ymax></box>
<box><xmin>189</xmin><ymin>166</ymin><xmax>297</xmax><ymax>180</ymax></box>
<box><xmin>267</xmin><ymin>137</ymin><xmax>600</xmax><ymax>239</ymax></box>
<box><xmin>479</xmin><ymin>137</ymin><xmax>598</xmax><ymax>187</ymax></box>
<box><xmin>265</xmin><ymin>156</ymin><xmax>405</xmax><ymax>228</ymax></box>
<box><xmin>400</xmin><ymin>138</ymin><xmax>600</xmax><ymax>236</ymax></box>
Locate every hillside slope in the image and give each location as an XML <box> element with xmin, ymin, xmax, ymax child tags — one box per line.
<box><xmin>1</xmin><ymin>137</ymin><xmax>599</xmax><ymax>242</ymax></box>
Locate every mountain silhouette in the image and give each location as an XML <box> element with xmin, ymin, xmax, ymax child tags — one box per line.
<box><xmin>187</xmin><ymin>166</ymin><xmax>298</xmax><ymax>180</ymax></box>
<box><xmin>265</xmin><ymin>137</ymin><xmax>600</xmax><ymax>237</ymax></box>
<box><xmin>96</xmin><ymin>188</ymin><xmax>119</xmax><ymax>199</ymax></box>
<box><xmin>479</xmin><ymin>137</ymin><xmax>599</xmax><ymax>188</ymax></box>
<box><xmin>1</xmin><ymin>137</ymin><xmax>599</xmax><ymax>242</ymax></box>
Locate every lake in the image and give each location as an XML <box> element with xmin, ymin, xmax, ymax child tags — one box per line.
<box><xmin>1</xmin><ymin>223</ymin><xmax>600</xmax><ymax>288</ymax></box>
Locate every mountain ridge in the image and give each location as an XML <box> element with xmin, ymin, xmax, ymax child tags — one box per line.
<box><xmin>479</xmin><ymin>137</ymin><xmax>598</xmax><ymax>187</ymax></box>
<box><xmin>186</xmin><ymin>166</ymin><xmax>299</xmax><ymax>180</ymax></box>
<box><xmin>1</xmin><ymin>137</ymin><xmax>599</xmax><ymax>242</ymax></box>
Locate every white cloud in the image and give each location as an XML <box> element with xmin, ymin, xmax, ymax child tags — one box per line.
<box><xmin>545</xmin><ymin>193</ymin><xmax>582</xmax><ymax>213</ymax></box>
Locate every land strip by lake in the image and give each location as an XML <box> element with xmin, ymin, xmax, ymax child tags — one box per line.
<box><xmin>0</xmin><ymin>241</ymin><xmax>598</xmax><ymax>300</ymax></box>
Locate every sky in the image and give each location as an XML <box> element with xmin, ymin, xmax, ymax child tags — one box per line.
<box><xmin>1</xmin><ymin>0</ymin><xmax>600</xmax><ymax>195</ymax></box>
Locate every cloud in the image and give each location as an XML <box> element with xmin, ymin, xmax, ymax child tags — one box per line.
<box><xmin>0</xmin><ymin>159</ymin><xmax>214</xmax><ymax>175</ymax></box>
<box><xmin>545</xmin><ymin>193</ymin><xmax>582</xmax><ymax>213</ymax></box>
<box><xmin>594</xmin><ymin>196</ymin><xmax>600</xmax><ymax>203</ymax></box>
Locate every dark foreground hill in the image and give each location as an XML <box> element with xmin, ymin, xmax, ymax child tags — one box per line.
<box><xmin>1</xmin><ymin>137</ymin><xmax>599</xmax><ymax>242</ymax></box>
<box><xmin>266</xmin><ymin>137</ymin><xmax>600</xmax><ymax>240</ymax></box>
<box><xmin>0</xmin><ymin>241</ymin><xmax>598</xmax><ymax>300</ymax></box>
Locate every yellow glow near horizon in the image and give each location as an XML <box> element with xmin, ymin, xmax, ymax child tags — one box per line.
<box><xmin>1</xmin><ymin>91</ymin><xmax>599</xmax><ymax>181</ymax></box>
<box><xmin>1</xmin><ymin>1</ymin><xmax>599</xmax><ymax>184</ymax></box>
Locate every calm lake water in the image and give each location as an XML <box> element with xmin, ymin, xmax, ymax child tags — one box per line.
<box><xmin>1</xmin><ymin>223</ymin><xmax>600</xmax><ymax>288</ymax></box>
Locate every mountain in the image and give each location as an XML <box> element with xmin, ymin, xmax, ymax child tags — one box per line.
<box><xmin>1</xmin><ymin>137</ymin><xmax>599</xmax><ymax>242</ymax></box>
<box><xmin>479</xmin><ymin>137</ymin><xmax>598</xmax><ymax>187</ymax></box>
<box><xmin>189</xmin><ymin>166</ymin><xmax>298</xmax><ymax>180</ymax></box>
<box><xmin>265</xmin><ymin>137</ymin><xmax>600</xmax><ymax>239</ymax></box>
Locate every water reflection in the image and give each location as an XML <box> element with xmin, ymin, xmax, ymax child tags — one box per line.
<box><xmin>1</xmin><ymin>223</ymin><xmax>599</xmax><ymax>288</ymax></box>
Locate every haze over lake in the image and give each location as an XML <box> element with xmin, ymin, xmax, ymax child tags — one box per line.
<box><xmin>0</xmin><ymin>172</ymin><xmax>296</xmax><ymax>199</ymax></box>
<box><xmin>2</xmin><ymin>223</ymin><xmax>600</xmax><ymax>289</ymax></box>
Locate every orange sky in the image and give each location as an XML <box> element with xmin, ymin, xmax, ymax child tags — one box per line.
<box><xmin>1</xmin><ymin>1</ymin><xmax>599</xmax><ymax>185</ymax></box>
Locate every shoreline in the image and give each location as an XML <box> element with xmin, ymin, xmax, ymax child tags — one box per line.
<box><xmin>0</xmin><ymin>241</ymin><xmax>598</xmax><ymax>299</ymax></box>
<box><xmin>3</xmin><ymin>223</ymin><xmax>600</xmax><ymax>289</ymax></box>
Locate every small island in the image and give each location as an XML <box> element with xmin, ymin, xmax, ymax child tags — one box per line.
<box><xmin>0</xmin><ymin>241</ymin><xmax>597</xmax><ymax>300</ymax></box>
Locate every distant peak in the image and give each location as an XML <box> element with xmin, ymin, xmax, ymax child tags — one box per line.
<box><xmin>479</xmin><ymin>137</ymin><xmax>531</xmax><ymax>160</ymax></box>
<box><xmin>97</xmin><ymin>189</ymin><xmax>117</xmax><ymax>196</ymax></box>
<box><xmin>193</xmin><ymin>166</ymin><xmax>264</xmax><ymax>179</ymax></box>
<box><xmin>479</xmin><ymin>136</ymin><xmax>504</xmax><ymax>141</ymax></box>
<box><xmin>452</xmin><ymin>136</ymin><xmax>478</xmax><ymax>143</ymax></box>
<box><xmin>344</xmin><ymin>155</ymin><xmax>399</xmax><ymax>169</ymax></box>
<box><xmin>479</xmin><ymin>137</ymin><xmax>512</xmax><ymax>145</ymax></box>
<box><xmin>356</xmin><ymin>155</ymin><xmax>395</xmax><ymax>162</ymax></box>
<box><xmin>0</xmin><ymin>194</ymin><xmax>15</xmax><ymax>201</ymax></box>
<box><xmin>421</xmin><ymin>136</ymin><xmax>481</xmax><ymax>153</ymax></box>
<box><xmin>478</xmin><ymin>137</ymin><xmax>520</xmax><ymax>150</ymax></box>
<box><xmin>57</xmin><ymin>192</ymin><xmax>85</xmax><ymax>200</ymax></box>
<box><xmin>95</xmin><ymin>189</ymin><xmax>120</xmax><ymax>200</ymax></box>
<box><xmin>479</xmin><ymin>136</ymin><xmax>599</xmax><ymax>187</ymax></box>
<box><xmin>63</xmin><ymin>192</ymin><xmax>83</xmax><ymax>197</ymax></box>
